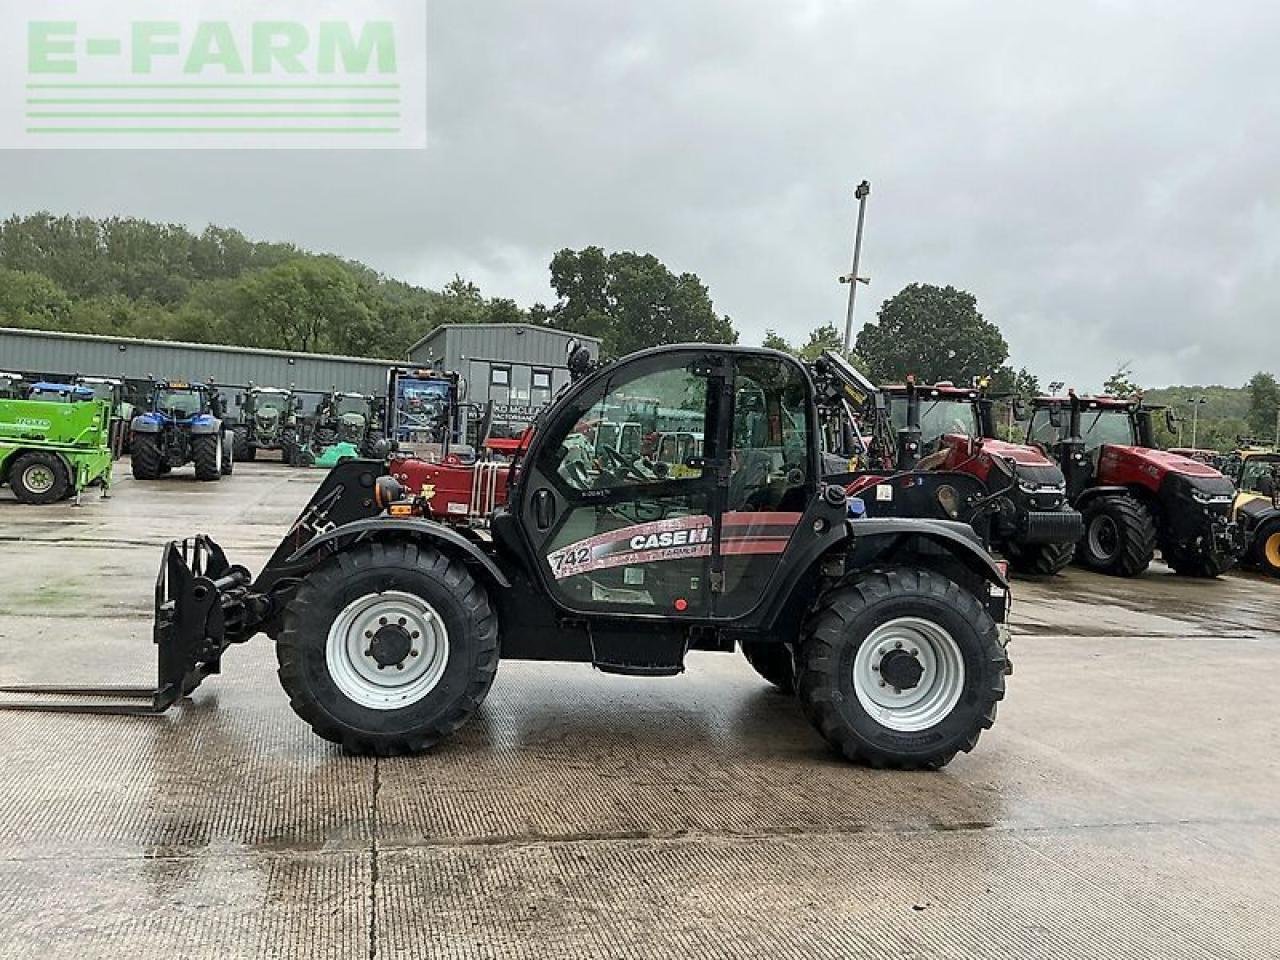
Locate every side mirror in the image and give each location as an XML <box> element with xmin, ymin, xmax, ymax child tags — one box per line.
<box><xmin>235</xmin><ymin>393</ymin><xmax>244</xmax><ymax>405</ymax></box>
<box><xmin>1011</xmin><ymin>398</ymin><xmax>1028</xmax><ymax>421</ymax></box>
<box><xmin>295</xmin><ymin>396</ymin><xmax>304</xmax><ymax>411</ymax></box>
<box><xmin>1048</xmin><ymin>407</ymin><xmax>1063</xmax><ymax>428</ymax></box>
<box><xmin>1165</xmin><ymin>408</ymin><xmax>1178</xmax><ymax>433</ymax></box>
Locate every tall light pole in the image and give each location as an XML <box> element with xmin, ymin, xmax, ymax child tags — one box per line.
<box><xmin>840</xmin><ymin>180</ymin><xmax>872</xmax><ymax>353</ymax></box>
<box><xmin>1186</xmin><ymin>396</ymin><xmax>1208</xmax><ymax>449</ymax></box>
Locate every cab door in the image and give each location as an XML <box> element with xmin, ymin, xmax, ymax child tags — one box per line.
<box><xmin>712</xmin><ymin>353</ymin><xmax>817</xmax><ymax>620</ymax></box>
<box><xmin>516</xmin><ymin>349</ymin><xmax>720</xmax><ymax>619</ymax></box>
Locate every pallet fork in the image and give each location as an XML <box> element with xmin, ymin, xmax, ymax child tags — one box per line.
<box><xmin>0</xmin><ymin>536</ymin><xmax>250</xmax><ymax>715</ymax></box>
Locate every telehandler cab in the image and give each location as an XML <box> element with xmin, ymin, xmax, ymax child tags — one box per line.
<box><xmin>0</xmin><ymin>345</ymin><xmax>1014</xmax><ymax>769</ymax></box>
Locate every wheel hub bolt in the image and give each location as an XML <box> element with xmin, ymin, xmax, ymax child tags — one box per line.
<box><xmin>398</xmin><ymin>617</ymin><xmax>406</xmax><ymax>626</ymax></box>
<box><xmin>410</xmin><ymin>650</ymin><xmax>419</xmax><ymax>657</ymax></box>
<box><xmin>364</xmin><ymin>648</ymin><xmax>373</xmax><ymax>657</ymax></box>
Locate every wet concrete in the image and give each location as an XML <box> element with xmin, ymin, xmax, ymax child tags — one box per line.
<box><xmin>1</xmin><ymin>462</ymin><xmax>1278</xmax><ymax>958</ymax></box>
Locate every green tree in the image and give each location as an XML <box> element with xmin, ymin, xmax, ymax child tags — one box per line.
<box><xmin>547</xmin><ymin>247</ymin><xmax>737</xmax><ymax>357</ymax></box>
<box><xmin>0</xmin><ymin>267</ymin><xmax>72</xmax><ymax>328</ymax></box>
<box><xmin>1246</xmin><ymin>371</ymin><xmax>1280</xmax><ymax>440</ymax></box>
<box><xmin>854</xmin><ymin>283</ymin><xmax>1008</xmax><ymax>383</ymax></box>
<box><xmin>1103</xmin><ymin>362</ymin><xmax>1139</xmax><ymax>397</ymax></box>
<box><xmin>761</xmin><ymin>329</ymin><xmax>793</xmax><ymax>352</ymax></box>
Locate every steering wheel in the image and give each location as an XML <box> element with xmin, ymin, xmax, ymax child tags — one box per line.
<box><xmin>598</xmin><ymin>445</ymin><xmax>653</xmax><ymax>483</ymax></box>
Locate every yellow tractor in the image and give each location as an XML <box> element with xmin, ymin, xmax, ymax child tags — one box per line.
<box><xmin>1229</xmin><ymin>447</ymin><xmax>1280</xmax><ymax>577</ymax></box>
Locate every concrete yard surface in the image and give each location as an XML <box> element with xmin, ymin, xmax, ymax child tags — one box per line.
<box><xmin>1</xmin><ymin>461</ymin><xmax>1278</xmax><ymax>958</ymax></box>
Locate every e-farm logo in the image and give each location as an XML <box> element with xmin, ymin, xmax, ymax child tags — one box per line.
<box><xmin>2</xmin><ymin>1</ymin><xmax>426</xmax><ymax>149</ymax></box>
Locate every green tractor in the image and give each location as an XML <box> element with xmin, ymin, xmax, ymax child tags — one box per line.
<box><xmin>0</xmin><ymin>391</ymin><xmax>113</xmax><ymax>504</ymax></box>
<box><xmin>75</xmin><ymin>376</ymin><xmax>135</xmax><ymax>458</ymax></box>
<box><xmin>232</xmin><ymin>384</ymin><xmax>302</xmax><ymax>462</ymax></box>
<box><xmin>292</xmin><ymin>390</ymin><xmax>389</xmax><ymax>466</ymax></box>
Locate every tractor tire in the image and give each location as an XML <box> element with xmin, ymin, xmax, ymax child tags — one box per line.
<box><xmin>1004</xmin><ymin>540</ymin><xmax>1075</xmax><ymax>576</ymax></box>
<box><xmin>276</xmin><ymin>540</ymin><xmax>500</xmax><ymax>755</ymax></box>
<box><xmin>130</xmin><ymin>434</ymin><xmax>163</xmax><ymax>480</ymax></box>
<box><xmin>232</xmin><ymin>426</ymin><xmax>251</xmax><ymax>462</ymax></box>
<box><xmin>1162</xmin><ymin>542</ymin><xmax>1235</xmax><ymax>578</ymax></box>
<box><xmin>1254</xmin><ymin>524</ymin><xmax>1280</xmax><ymax>578</ymax></box>
<box><xmin>1077</xmin><ymin>495</ymin><xmax>1156</xmax><ymax>577</ymax></box>
<box><xmin>740</xmin><ymin>641</ymin><xmax>795</xmax><ymax>693</ymax></box>
<box><xmin>795</xmin><ymin>568</ymin><xmax>1007</xmax><ymax>770</ymax></box>
<box><xmin>220</xmin><ymin>432</ymin><xmax>235</xmax><ymax>476</ymax></box>
<box><xmin>9</xmin><ymin>451</ymin><xmax>71</xmax><ymax>504</ymax></box>
<box><xmin>192</xmin><ymin>434</ymin><xmax>221</xmax><ymax>482</ymax></box>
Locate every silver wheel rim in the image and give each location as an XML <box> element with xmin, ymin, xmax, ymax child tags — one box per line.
<box><xmin>214</xmin><ymin>436</ymin><xmax>223</xmax><ymax>472</ymax></box>
<box><xmin>22</xmin><ymin>463</ymin><xmax>55</xmax><ymax>494</ymax></box>
<box><xmin>1089</xmin><ymin>514</ymin><xmax>1119</xmax><ymax>560</ymax></box>
<box><xmin>326</xmin><ymin>591</ymin><xmax>449</xmax><ymax>711</ymax></box>
<box><xmin>851</xmin><ymin>617</ymin><xmax>966</xmax><ymax>733</ymax></box>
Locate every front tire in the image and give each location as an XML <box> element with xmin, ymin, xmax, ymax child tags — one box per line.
<box><xmin>1162</xmin><ymin>542</ymin><xmax>1235</xmax><ymax>578</ymax></box>
<box><xmin>1077</xmin><ymin>495</ymin><xmax>1156</xmax><ymax>576</ymax></box>
<box><xmin>9</xmin><ymin>451</ymin><xmax>71</xmax><ymax>504</ymax></box>
<box><xmin>276</xmin><ymin>540</ymin><xmax>500</xmax><ymax>755</ymax></box>
<box><xmin>796</xmin><ymin>568</ymin><xmax>1007</xmax><ymax>769</ymax></box>
<box><xmin>192</xmin><ymin>434</ymin><xmax>221</xmax><ymax>481</ymax></box>
<box><xmin>1004</xmin><ymin>540</ymin><xmax>1075</xmax><ymax>576</ymax></box>
<box><xmin>232</xmin><ymin>426</ymin><xmax>250</xmax><ymax>462</ymax></box>
<box><xmin>1254</xmin><ymin>524</ymin><xmax>1280</xmax><ymax>577</ymax></box>
<box><xmin>130</xmin><ymin>434</ymin><xmax>163</xmax><ymax>480</ymax></box>
<box><xmin>740</xmin><ymin>641</ymin><xmax>795</xmax><ymax>693</ymax></box>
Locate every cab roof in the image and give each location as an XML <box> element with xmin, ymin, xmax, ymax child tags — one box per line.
<box><xmin>881</xmin><ymin>382</ymin><xmax>981</xmax><ymax>400</ymax></box>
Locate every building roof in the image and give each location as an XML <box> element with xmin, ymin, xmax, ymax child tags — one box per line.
<box><xmin>0</xmin><ymin>326</ymin><xmax>400</xmax><ymax>367</ymax></box>
<box><xmin>406</xmin><ymin>323</ymin><xmax>601</xmax><ymax>357</ymax></box>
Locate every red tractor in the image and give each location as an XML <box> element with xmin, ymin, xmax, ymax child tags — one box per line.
<box><xmin>1025</xmin><ymin>393</ymin><xmax>1242</xmax><ymax>577</ymax></box>
<box><xmin>859</xmin><ymin>380</ymin><xmax>1083</xmax><ymax>574</ymax></box>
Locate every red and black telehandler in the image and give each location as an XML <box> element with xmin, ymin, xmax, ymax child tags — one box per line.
<box><xmin>1</xmin><ymin>343</ymin><xmax>1014</xmax><ymax>770</ymax></box>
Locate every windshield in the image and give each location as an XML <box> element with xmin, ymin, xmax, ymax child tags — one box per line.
<box><xmin>1240</xmin><ymin>458</ymin><xmax>1279</xmax><ymax>493</ymax></box>
<box><xmin>155</xmin><ymin>389</ymin><xmax>204</xmax><ymax>416</ymax></box>
<box><xmin>1080</xmin><ymin>410</ymin><xmax>1136</xmax><ymax>451</ymax></box>
<box><xmin>334</xmin><ymin>396</ymin><xmax>368</xmax><ymax>416</ymax></box>
<box><xmin>890</xmin><ymin>397</ymin><xmax>979</xmax><ymax>450</ymax></box>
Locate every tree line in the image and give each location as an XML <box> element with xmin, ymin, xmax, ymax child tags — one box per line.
<box><xmin>0</xmin><ymin>214</ymin><xmax>736</xmax><ymax>361</ymax></box>
<box><xmin>1</xmin><ymin>213</ymin><xmax>1272</xmax><ymax>451</ymax></box>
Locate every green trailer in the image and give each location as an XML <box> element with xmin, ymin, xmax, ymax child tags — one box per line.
<box><xmin>0</xmin><ymin>397</ymin><xmax>114</xmax><ymax>504</ymax></box>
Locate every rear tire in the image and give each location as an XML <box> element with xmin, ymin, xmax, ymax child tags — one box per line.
<box><xmin>192</xmin><ymin>434</ymin><xmax>221</xmax><ymax>481</ymax></box>
<box><xmin>1077</xmin><ymin>495</ymin><xmax>1155</xmax><ymax>577</ymax></box>
<box><xmin>9</xmin><ymin>451</ymin><xmax>70</xmax><ymax>504</ymax></box>
<box><xmin>796</xmin><ymin>568</ymin><xmax>1007</xmax><ymax>770</ymax></box>
<box><xmin>220</xmin><ymin>432</ymin><xmax>235</xmax><ymax>476</ymax></box>
<box><xmin>276</xmin><ymin>540</ymin><xmax>500</xmax><ymax>755</ymax></box>
<box><xmin>740</xmin><ymin>641</ymin><xmax>795</xmax><ymax>693</ymax></box>
<box><xmin>130</xmin><ymin>434</ymin><xmax>163</xmax><ymax>480</ymax></box>
<box><xmin>1004</xmin><ymin>540</ymin><xmax>1075</xmax><ymax>576</ymax></box>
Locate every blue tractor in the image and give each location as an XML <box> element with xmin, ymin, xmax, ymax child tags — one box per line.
<box><xmin>129</xmin><ymin>380</ymin><xmax>234</xmax><ymax>481</ymax></box>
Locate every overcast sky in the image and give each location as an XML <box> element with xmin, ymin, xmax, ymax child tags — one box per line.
<box><xmin>2</xmin><ymin>0</ymin><xmax>1278</xmax><ymax>389</ymax></box>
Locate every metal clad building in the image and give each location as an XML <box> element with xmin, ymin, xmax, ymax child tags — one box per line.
<box><xmin>407</xmin><ymin>323</ymin><xmax>600</xmax><ymax>419</ymax></box>
<box><xmin>0</xmin><ymin>326</ymin><xmax>397</xmax><ymax>397</ymax></box>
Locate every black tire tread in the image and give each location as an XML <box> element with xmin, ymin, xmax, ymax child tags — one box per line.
<box><xmin>1079</xmin><ymin>495</ymin><xmax>1156</xmax><ymax>577</ymax></box>
<box><xmin>192</xmin><ymin>434</ymin><xmax>220</xmax><ymax>481</ymax></box>
<box><xmin>796</xmin><ymin>567</ymin><xmax>1006</xmax><ymax>770</ymax></box>
<box><xmin>1005</xmin><ymin>540</ymin><xmax>1075</xmax><ymax>576</ymax></box>
<box><xmin>130</xmin><ymin>434</ymin><xmax>163</xmax><ymax>480</ymax></box>
<box><xmin>740</xmin><ymin>641</ymin><xmax>795</xmax><ymax>693</ymax></box>
<box><xmin>276</xmin><ymin>540</ymin><xmax>499</xmax><ymax>755</ymax></box>
<box><xmin>9</xmin><ymin>450</ymin><xmax>71</xmax><ymax>504</ymax></box>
